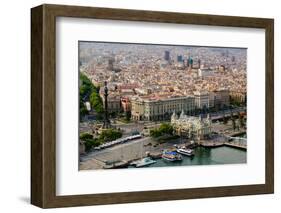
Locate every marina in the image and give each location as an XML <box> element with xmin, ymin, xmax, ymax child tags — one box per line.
<box><xmin>80</xmin><ymin>137</ymin><xmax>247</xmax><ymax>170</ymax></box>
<box><xmin>136</xmin><ymin>146</ymin><xmax>246</xmax><ymax>168</ymax></box>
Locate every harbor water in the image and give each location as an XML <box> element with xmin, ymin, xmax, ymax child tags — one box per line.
<box><xmin>143</xmin><ymin>146</ymin><xmax>246</xmax><ymax>168</ymax></box>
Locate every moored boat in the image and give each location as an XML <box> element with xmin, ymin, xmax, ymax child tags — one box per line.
<box><xmin>135</xmin><ymin>157</ymin><xmax>156</xmax><ymax>167</ymax></box>
<box><xmin>162</xmin><ymin>151</ymin><xmax>182</xmax><ymax>161</ymax></box>
<box><xmin>177</xmin><ymin>148</ymin><xmax>194</xmax><ymax>156</ymax></box>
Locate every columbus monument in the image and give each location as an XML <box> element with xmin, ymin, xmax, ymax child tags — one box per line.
<box><xmin>103</xmin><ymin>81</ymin><xmax>111</xmax><ymax>128</ymax></box>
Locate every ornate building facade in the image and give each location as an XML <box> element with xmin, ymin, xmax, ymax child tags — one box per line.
<box><xmin>131</xmin><ymin>96</ymin><xmax>195</xmax><ymax>121</ymax></box>
<box><xmin>171</xmin><ymin>110</ymin><xmax>212</xmax><ymax>140</ymax></box>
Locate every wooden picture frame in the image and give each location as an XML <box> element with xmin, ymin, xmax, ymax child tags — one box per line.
<box><xmin>31</xmin><ymin>4</ymin><xmax>274</xmax><ymax>208</ymax></box>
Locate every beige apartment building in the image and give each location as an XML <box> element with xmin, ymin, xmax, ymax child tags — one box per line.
<box><xmin>229</xmin><ymin>90</ymin><xmax>246</xmax><ymax>104</ymax></box>
<box><xmin>209</xmin><ymin>89</ymin><xmax>230</xmax><ymax>109</ymax></box>
<box><xmin>195</xmin><ymin>89</ymin><xmax>230</xmax><ymax>110</ymax></box>
<box><xmin>100</xmin><ymin>93</ymin><xmax>121</xmax><ymax>113</ymax></box>
<box><xmin>215</xmin><ymin>89</ymin><xmax>230</xmax><ymax>107</ymax></box>
<box><xmin>131</xmin><ymin>96</ymin><xmax>195</xmax><ymax>121</ymax></box>
<box><xmin>194</xmin><ymin>91</ymin><xmax>209</xmax><ymax>109</ymax></box>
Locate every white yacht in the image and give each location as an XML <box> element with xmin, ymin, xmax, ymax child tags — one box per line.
<box><xmin>135</xmin><ymin>157</ymin><xmax>156</xmax><ymax>167</ymax></box>
<box><xmin>177</xmin><ymin>148</ymin><xmax>194</xmax><ymax>156</ymax></box>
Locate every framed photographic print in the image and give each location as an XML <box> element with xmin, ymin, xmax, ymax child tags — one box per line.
<box><xmin>31</xmin><ymin>4</ymin><xmax>274</xmax><ymax>208</ymax></box>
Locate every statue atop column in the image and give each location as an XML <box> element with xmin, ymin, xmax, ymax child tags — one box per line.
<box><xmin>103</xmin><ymin>81</ymin><xmax>111</xmax><ymax>129</ymax></box>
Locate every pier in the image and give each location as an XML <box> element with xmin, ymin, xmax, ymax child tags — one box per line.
<box><xmin>103</xmin><ymin>160</ymin><xmax>130</xmax><ymax>169</ymax></box>
<box><xmin>200</xmin><ymin>138</ymin><xmax>247</xmax><ymax>150</ymax></box>
<box><xmin>224</xmin><ymin>142</ymin><xmax>247</xmax><ymax>150</ymax></box>
<box><xmin>200</xmin><ymin>141</ymin><xmax>224</xmax><ymax>148</ymax></box>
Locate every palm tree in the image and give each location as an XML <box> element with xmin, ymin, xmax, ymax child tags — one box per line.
<box><xmin>231</xmin><ymin>112</ymin><xmax>236</xmax><ymax>130</ymax></box>
<box><xmin>239</xmin><ymin>113</ymin><xmax>245</xmax><ymax>129</ymax></box>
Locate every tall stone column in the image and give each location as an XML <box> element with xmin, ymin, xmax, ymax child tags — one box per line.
<box><xmin>103</xmin><ymin>81</ymin><xmax>111</xmax><ymax>129</ymax></box>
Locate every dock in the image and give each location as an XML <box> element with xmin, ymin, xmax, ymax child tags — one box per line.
<box><xmin>103</xmin><ymin>160</ymin><xmax>130</xmax><ymax>169</ymax></box>
<box><xmin>224</xmin><ymin>142</ymin><xmax>247</xmax><ymax>150</ymax></box>
<box><xmin>147</xmin><ymin>152</ymin><xmax>162</xmax><ymax>159</ymax></box>
<box><xmin>200</xmin><ymin>141</ymin><xmax>224</xmax><ymax>148</ymax></box>
<box><xmin>200</xmin><ymin>141</ymin><xmax>246</xmax><ymax>150</ymax></box>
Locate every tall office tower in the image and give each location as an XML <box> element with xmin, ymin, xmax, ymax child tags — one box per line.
<box><xmin>188</xmin><ymin>56</ymin><xmax>193</xmax><ymax>69</ymax></box>
<box><xmin>107</xmin><ymin>58</ymin><xmax>114</xmax><ymax>71</ymax></box>
<box><xmin>164</xmin><ymin>50</ymin><xmax>170</xmax><ymax>61</ymax></box>
<box><xmin>177</xmin><ymin>55</ymin><xmax>183</xmax><ymax>62</ymax></box>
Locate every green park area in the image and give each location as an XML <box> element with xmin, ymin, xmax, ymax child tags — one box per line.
<box><xmin>150</xmin><ymin>123</ymin><xmax>179</xmax><ymax>144</ymax></box>
<box><xmin>80</xmin><ymin>128</ymin><xmax>123</xmax><ymax>152</ymax></box>
<box><xmin>80</xmin><ymin>73</ymin><xmax>104</xmax><ymax>119</ymax></box>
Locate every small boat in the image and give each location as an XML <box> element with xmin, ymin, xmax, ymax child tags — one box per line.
<box><xmin>177</xmin><ymin>148</ymin><xmax>194</xmax><ymax>156</ymax></box>
<box><xmin>135</xmin><ymin>157</ymin><xmax>156</xmax><ymax>168</ymax></box>
<box><xmin>162</xmin><ymin>151</ymin><xmax>182</xmax><ymax>161</ymax></box>
<box><xmin>103</xmin><ymin>160</ymin><xmax>129</xmax><ymax>169</ymax></box>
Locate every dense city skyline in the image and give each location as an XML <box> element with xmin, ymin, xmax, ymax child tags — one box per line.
<box><xmin>80</xmin><ymin>41</ymin><xmax>247</xmax><ymax>119</ymax></box>
<box><xmin>79</xmin><ymin>41</ymin><xmax>247</xmax><ymax>170</ymax></box>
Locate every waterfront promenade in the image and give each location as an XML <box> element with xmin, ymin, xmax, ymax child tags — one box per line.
<box><xmin>80</xmin><ymin>137</ymin><xmax>155</xmax><ymax>169</ymax></box>
<box><xmin>80</xmin><ymin>134</ymin><xmax>246</xmax><ymax>170</ymax></box>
